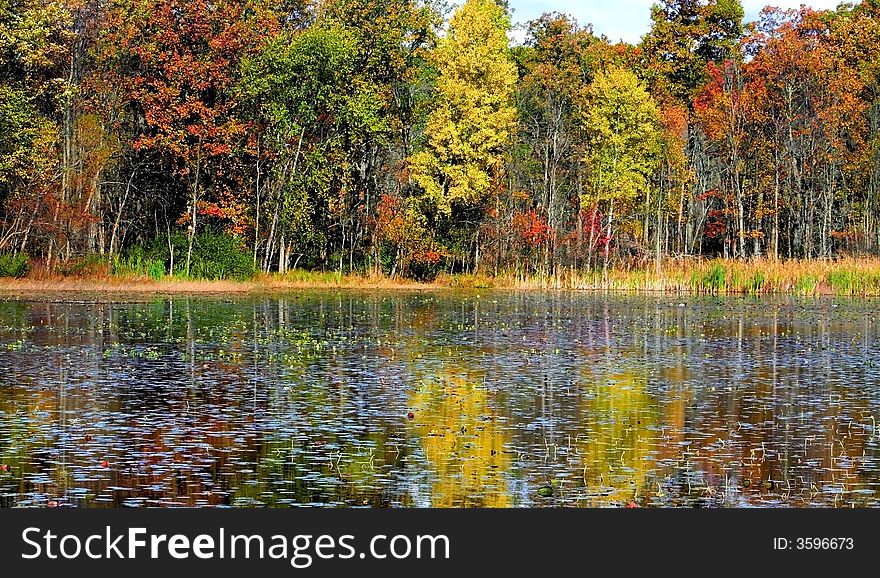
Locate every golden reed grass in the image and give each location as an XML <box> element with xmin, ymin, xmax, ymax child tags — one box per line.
<box><xmin>3</xmin><ymin>258</ymin><xmax>880</xmax><ymax>296</ymax></box>
<box><xmin>501</xmin><ymin>257</ymin><xmax>880</xmax><ymax>296</ymax></box>
<box><xmin>0</xmin><ymin>271</ymin><xmax>441</xmax><ymax>295</ymax></box>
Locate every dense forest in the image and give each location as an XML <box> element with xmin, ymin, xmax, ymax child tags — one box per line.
<box><xmin>2</xmin><ymin>0</ymin><xmax>880</xmax><ymax>281</ymax></box>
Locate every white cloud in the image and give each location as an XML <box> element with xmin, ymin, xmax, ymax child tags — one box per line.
<box><xmin>508</xmin><ymin>1</ymin><xmax>851</xmax><ymax>44</ymax></box>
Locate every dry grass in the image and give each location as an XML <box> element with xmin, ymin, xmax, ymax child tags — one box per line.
<box><xmin>257</xmin><ymin>272</ymin><xmax>442</xmax><ymax>291</ymax></box>
<box><xmin>0</xmin><ymin>276</ymin><xmax>258</xmax><ymax>295</ymax></box>
<box><xmin>505</xmin><ymin>257</ymin><xmax>880</xmax><ymax>296</ymax></box>
<box><xmin>0</xmin><ymin>271</ymin><xmax>441</xmax><ymax>296</ymax></box>
<box><xmin>5</xmin><ymin>258</ymin><xmax>880</xmax><ymax>296</ymax></box>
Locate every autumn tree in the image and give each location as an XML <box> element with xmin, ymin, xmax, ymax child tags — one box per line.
<box><xmin>727</xmin><ymin>8</ymin><xmax>867</xmax><ymax>259</ymax></box>
<box><xmin>101</xmin><ymin>0</ymin><xmax>262</xmax><ymax>275</ymax></box>
<box><xmin>641</xmin><ymin>0</ymin><xmax>744</xmax><ymax>256</ymax></box>
<box><xmin>506</xmin><ymin>13</ymin><xmax>598</xmax><ymax>273</ymax></box>
<box><xmin>4</xmin><ymin>0</ymin><xmax>880</xmax><ymax>280</ymax></box>
<box><xmin>407</xmin><ymin>0</ymin><xmax>517</xmax><ymax>273</ymax></box>
<box><xmin>241</xmin><ymin>22</ymin><xmax>362</xmax><ymax>273</ymax></box>
<box><xmin>825</xmin><ymin>0</ymin><xmax>880</xmax><ymax>252</ymax></box>
<box><xmin>320</xmin><ymin>0</ymin><xmax>436</xmax><ymax>274</ymax></box>
<box><xmin>642</xmin><ymin>0</ymin><xmax>744</xmax><ymax>105</ymax></box>
<box><xmin>240</xmin><ymin>1</ymin><xmax>435</xmax><ymax>274</ymax></box>
<box><xmin>0</xmin><ymin>0</ymin><xmax>71</xmax><ymax>257</ymax></box>
<box><xmin>583</xmin><ymin>67</ymin><xmax>662</xmax><ymax>268</ymax></box>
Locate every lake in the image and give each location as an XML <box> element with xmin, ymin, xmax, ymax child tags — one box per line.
<box><xmin>1</xmin><ymin>291</ymin><xmax>878</xmax><ymax>507</ymax></box>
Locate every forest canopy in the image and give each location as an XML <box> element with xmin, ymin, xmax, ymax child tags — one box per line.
<box><xmin>2</xmin><ymin>0</ymin><xmax>880</xmax><ymax>280</ymax></box>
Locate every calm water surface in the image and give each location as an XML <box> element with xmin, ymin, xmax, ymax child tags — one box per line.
<box><xmin>1</xmin><ymin>291</ymin><xmax>879</xmax><ymax>508</ymax></box>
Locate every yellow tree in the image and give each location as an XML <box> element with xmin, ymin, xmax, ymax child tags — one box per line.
<box><xmin>408</xmin><ymin>0</ymin><xmax>516</xmax><ymax>270</ymax></box>
<box><xmin>583</xmin><ymin>67</ymin><xmax>662</xmax><ymax>268</ymax></box>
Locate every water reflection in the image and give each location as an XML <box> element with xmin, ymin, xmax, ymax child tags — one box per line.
<box><xmin>1</xmin><ymin>293</ymin><xmax>879</xmax><ymax>507</ymax></box>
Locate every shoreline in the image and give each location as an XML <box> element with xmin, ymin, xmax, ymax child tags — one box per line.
<box><xmin>4</xmin><ymin>257</ymin><xmax>880</xmax><ymax>297</ymax></box>
<box><xmin>0</xmin><ymin>276</ymin><xmax>444</xmax><ymax>296</ymax></box>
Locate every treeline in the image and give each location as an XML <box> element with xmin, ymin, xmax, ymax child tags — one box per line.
<box><xmin>1</xmin><ymin>0</ymin><xmax>880</xmax><ymax>280</ymax></box>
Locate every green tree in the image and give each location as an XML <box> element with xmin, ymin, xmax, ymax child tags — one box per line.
<box><xmin>315</xmin><ymin>0</ymin><xmax>436</xmax><ymax>274</ymax></box>
<box><xmin>641</xmin><ymin>0</ymin><xmax>744</xmax><ymax>105</ymax></box>
<box><xmin>241</xmin><ymin>23</ymin><xmax>362</xmax><ymax>273</ymax></box>
<box><xmin>240</xmin><ymin>1</ymin><xmax>435</xmax><ymax>274</ymax></box>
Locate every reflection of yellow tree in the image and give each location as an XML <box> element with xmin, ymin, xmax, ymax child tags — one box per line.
<box><xmin>409</xmin><ymin>367</ymin><xmax>510</xmax><ymax>507</ymax></box>
<box><xmin>580</xmin><ymin>369</ymin><xmax>658</xmax><ymax>505</ymax></box>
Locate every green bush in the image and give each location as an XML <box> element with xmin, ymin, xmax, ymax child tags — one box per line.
<box><xmin>112</xmin><ymin>246</ymin><xmax>165</xmax><ymax>280</ymax></box>
<box><xmin>406</xmin><ymin>258</ymin><xmax>442</xmax><ymax>282</ymax></box>
<box><xmin>145</xmin><ymin>230</ymin><xmax>255</xmax><ymax>280</ymax></box>
<box><xmin>828</xmin><ymin>269</ymin><xmax>854</xmax><ymax>295</ymax></box>
<box><xmin>0</xmin><ymin>252</ymin><xmax>29</xmax><ymax>277</ymax></box>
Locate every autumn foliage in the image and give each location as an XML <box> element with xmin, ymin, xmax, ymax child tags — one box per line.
<box><xmin>3</xmin><ymin>0</ymin><xmax>880</xmax><ymax>279</ymax></box>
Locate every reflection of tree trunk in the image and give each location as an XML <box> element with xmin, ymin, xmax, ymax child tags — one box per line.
<box><xmin>186</xmin><ymin>299</ymin><xmax>194</xmax><ymax>387</ymax></box>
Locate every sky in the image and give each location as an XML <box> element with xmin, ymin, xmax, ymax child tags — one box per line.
<box><xmin>507</xmin><ymin>1</ymin><xmax>848</xmax><ymax>44</ymax></box>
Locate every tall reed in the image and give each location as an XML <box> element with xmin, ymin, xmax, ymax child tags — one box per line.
<box><xmin>501</xmin><ymin>257</ymin><xmax>880</xmax><ymax>296</ymax></box>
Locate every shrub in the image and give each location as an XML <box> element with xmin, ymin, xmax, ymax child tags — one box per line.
<box><xmin>827</xmin><ymin>269</ymin><xmax>854</xmax><ymax>295</ymax></box>
<box><xmin>449</xmin><ymin>273</ymin><xmax>494</xmax><ymax>288</ymax></box>
<box><xmin>147</xmin><ymin>230</ymin><xmax>255</xmax><ymax>280</ymax></box>
<box><xmin>112</xmin><ymin>246</ymin><xmax>165</xmax><ymax>280</ymax></box>
<box><xmin>59</xmin><ymin>253</ymin><xmax>108</xmax><ymax>277</ymax></box>
<box><xmin>0</xmin><ymin>252</ymin><xmax>29</xmax><ymax>278</ymax></box>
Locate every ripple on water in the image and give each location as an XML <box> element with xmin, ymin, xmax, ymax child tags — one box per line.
<box><xmin>1</xmin><ymin>293</ymin><xmax>880</xmax><ymax>507</ymax></box>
